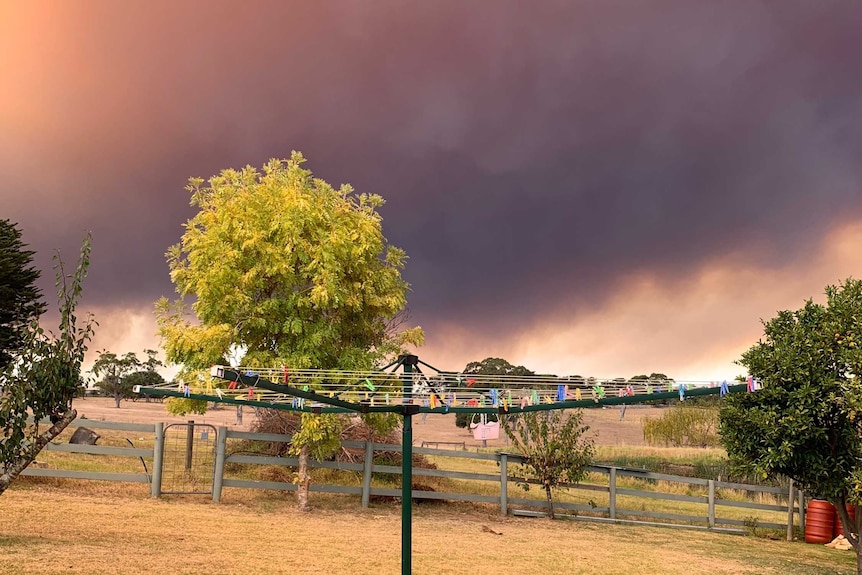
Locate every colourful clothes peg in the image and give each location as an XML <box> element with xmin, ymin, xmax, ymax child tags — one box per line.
<box><xmin>574</xmin><ymin>388</ymin><xmax>582</xmax><ymax>401</ymax></box>
<box><xmin>557</xmin><ymin>385</ymin><xmax>566</xmax><ymax>402</ymax></box>
<box><xmin>747</xmin><ymin>376</ymin><xmax>759</xmax><ymax>392</ymax></box>
<box><xmin>679</xmin><ymin>384</ymin><xmax>686</xmax><ymax>401</ymax></box>
<box><xmin>720</xmin><ymin>380</ymin><xmax>729</xmax><ymax>398</ymax></box>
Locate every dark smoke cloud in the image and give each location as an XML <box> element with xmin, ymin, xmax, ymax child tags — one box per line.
<box><xmin>2</xmin><ymin>1</ymin><xmax>861</xmax><ymax>357</ymax></box>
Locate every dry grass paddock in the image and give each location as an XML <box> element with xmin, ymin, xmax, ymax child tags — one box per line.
<box><xmin>1</xmin><ymin>399</ymin><xmax>856</xmax><ymax>574</ymax></box>
<box><xmin>0</xmin><ymin>483</ymin><xmax>857</xmax><ymax>575</ymax></box>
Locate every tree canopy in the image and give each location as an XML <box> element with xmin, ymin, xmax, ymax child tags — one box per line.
<box><xmin>630</xmin><ymin>373</ymin><xmax>672</xmax><ymax>382</ymax></box>
<box><xmin>720</xmin><ymin>278</ymin><xmax>862</xmax><ymax>566</ymax></box>
<box><xmin>156</xmin><ymin>153</ymin><xmax>422</xmax><ymax>510</ymax></box>
<box><xmin>158</xmin><ymin>153</ymin><xmax>422</xmax><ymax>374</ymax></box>
<box><xmin>92</xmin><ymin>349</ymin><xmax>163</xmax><ymax>408</ymax></box>
<box><xmin>0</xmin><ymin>220</ymin><xmax>45</xmax><ymax>371</ymax></box>
<box><xmin>463</xmin><ymin>357</ymin><xmax>535</xmax><ymax>377</ymax></box>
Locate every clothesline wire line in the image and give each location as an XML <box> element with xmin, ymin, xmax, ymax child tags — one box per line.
<box><xmin>219</xmin><ymin>366</ymin><xmax>736</xmax><ymax>384</ymax></box>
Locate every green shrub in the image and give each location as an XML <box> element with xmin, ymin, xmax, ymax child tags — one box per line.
<box><xmin>642</xmin><ymin>405</ymin><xmax>720</xmax><ymax>447</ymax></box>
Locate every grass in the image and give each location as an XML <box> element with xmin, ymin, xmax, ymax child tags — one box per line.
<box><xmin>0</xmin><ymin>486</ymin><xmax>856</xmax><ymax>575</ymax></box>
<box><xmin>419</xmin><ymin>451</ymin><xmax>794</xmax><ymax>532</ymax></box>
<box><xmin>4</xmin><ymin>426</ymin><xmax>856</xmax><ymax>574</ymax></box>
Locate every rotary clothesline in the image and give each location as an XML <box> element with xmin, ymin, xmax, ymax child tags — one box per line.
<box><xmin>130</xmin><ymin>356</ymin><xmax>759</xmax><ymax>575</ymax></box>
<box><xmin>134</xmin><ymin>363</ymin><xmax>756</xmax><ymax>414</ymax></box>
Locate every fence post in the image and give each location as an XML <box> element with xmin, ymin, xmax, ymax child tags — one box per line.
<box><xmin>185</xmin><ymin>420</ymin><xmax>195</xmax><ymax>470</ymax></box>
<box><xmin>798</xmin><ymin>489</ymin><xmax>805</xmax><ymax>533</ymax></box>
<box><xmin>362</xmin><ymin>441</ymin><xmax>374</xmax><ymax>508</ymax></box>
<box><xmin>708</xmin><ymin>480</ymin><xmax>715</xmax><ymax>528</ymax></box>
<box><xmin>213</xmin><ymin>426</ymin><xmax>227</xmax><ymax>503</ymax></box>
<box><xmin>786</xmin><ymin>479</ymin><xmax>795</xmax><ymax>541</ymax></box>
<box><xmin>151</xmin><ymin>422</ymin><xmax>164</xmax><ymax>498</ymax></box>
<box><xmin>499</xmin><ymin>453</ymin><xmax>508</xmax><ymax>516</ymax></box>
<box><xmin>609</xmin><ymin>467</ymin><xmax>617</xmax><ymax>520</ymax></box>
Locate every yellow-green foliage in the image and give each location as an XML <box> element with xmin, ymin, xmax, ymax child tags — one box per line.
<box><xmin>156</xmin><ymin>152</ymin><xmax>423</xmax><ymax>375</ymax></box>
<box><xmin>155</xmin><ymin>152</ymin><xmax>424</xmax><ymax>455</ymax></box>
<box><xmin>643</xmin><ymin>405</ymin><xmax>720</xmax><ymax>447</ymax></box>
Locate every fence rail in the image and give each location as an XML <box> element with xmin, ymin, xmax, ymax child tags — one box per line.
<box><xmin>22</xmin><ymin>419</ymin><xmax>804</xmax><ymax>536</ymax></box>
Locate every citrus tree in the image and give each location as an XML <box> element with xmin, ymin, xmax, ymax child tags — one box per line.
<box><xmin>720</xmin><ymin>278</ymin><xmax>862</xmax><ymax>573</ymax></box>
<box><xmin>156</xmin><ymin>152</ymin><xmax>422</xmax><ymax>511</ymax></box>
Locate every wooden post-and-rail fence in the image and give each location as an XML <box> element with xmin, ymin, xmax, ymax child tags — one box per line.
<box><xmin>22</xmin><ymin>418</ymin><xmax>804</xmax><ymax>537</ymax></box>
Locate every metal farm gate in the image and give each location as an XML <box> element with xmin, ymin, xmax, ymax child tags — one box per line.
<box><xmin>160</xmin><ymin>421</ymin><xmax>218</xmax><ymax>495</ymax></box>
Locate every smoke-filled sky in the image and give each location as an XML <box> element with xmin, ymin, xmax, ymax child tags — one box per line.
<box><xmin>2</xmin><ymin>1</ymin><xmax>861</xmax><ymax>380</ymax></box>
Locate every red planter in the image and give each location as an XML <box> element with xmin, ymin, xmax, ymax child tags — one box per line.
<box><xmin>806</xmin><ymin>500</ymin><xmax>836</xmax><ymax>544</ymax></box>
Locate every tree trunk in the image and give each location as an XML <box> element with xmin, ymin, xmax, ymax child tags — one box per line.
<box><xmin>0</xmin><ymin>409</ymin><xmax>77</xmax><ymax>496</ymax></box>
<box><xmin>545</xmin><ymin>483</ymin><xmax>555</xmax><ymax>520</ymax></box>
<box><xmin>114</xmin><ymin>391</ymin><xmax>121</xmax><ymax>408</ymax></box>
<box><xmin>297</xmin><ymin>444</ymin><xmax>311</xmax><ymax>512</ymax></box>
<box><xmin>835</xmin><ymin>497</ymin><xmax>861</xmax><ymax>575</ymax></box>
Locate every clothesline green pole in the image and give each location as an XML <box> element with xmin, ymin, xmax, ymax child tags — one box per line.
<box><xmin>401</xmin><ymin>355</ymin><xmax>417</xmax><ymax>575</ymax></box>
<box><xmin>402</xmin><ymin>408</ymin><xmax>413</xmax><ymax>575</ymax></box>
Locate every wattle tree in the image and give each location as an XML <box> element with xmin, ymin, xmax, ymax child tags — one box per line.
<box><xmin>156</xmin><ymin>152</ymin><xmax>423</xmax><ymax>511</ymax></box>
